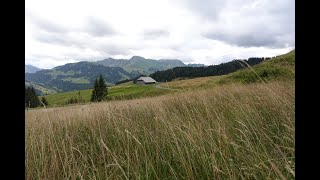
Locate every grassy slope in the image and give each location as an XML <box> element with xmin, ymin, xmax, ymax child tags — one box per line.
<box><xmin>220</xmin><ymin>50</ymin><xmax>295</xmax><ymax>84</ymax></box>
<box><xmin>26</xmin><ymin>50</ymin><xmax>295</xmax><ymax>179</ymax></box>
<box><xmin>160</xmin><ymin>75</ymin><xmax>227</xmax><ymax>90</ymax></box>
<box><xmin>26</xmin><ymin>82</ymin><xmax>294</xmax><ymax>179</ymax></box>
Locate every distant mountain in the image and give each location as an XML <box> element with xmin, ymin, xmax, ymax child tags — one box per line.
<box><xmin>25</xmin><ymin>61</ymin><xmax>140</xmax><ymax>92</ymax></box>
<box><xmin>25</xmin><ymin>56</ymin><xmax>205</xmax><ymax>93</ymax></box>
<box><xmin>95</xmin><ymin>56</ymin><xmax>186</xmax><ymax>74</ymax></box>
<box><xmin>25</xmin><ymin>65</ymin><xmax>42</xmax><ymax>73</ymax></box>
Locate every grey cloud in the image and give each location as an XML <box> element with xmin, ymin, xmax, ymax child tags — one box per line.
<box><xmin>177</xmin><ymin>0</ymin><xmax>228</xmax><ymax>19</ymax></box>
<box><xmin>28</xmin><ymin>11</ymin><xmax>116</xmax><ymax>38</ymax></box>
<box><xmin>143</xmin><ymin>29</ymin><xmax>170</xmax><ymax>38</ymax></box>
<box><xmin>205</xmin><ymin>32</ymin><xmax>279</xmax><ymax>48</ymax></box>
<box><xmin>26</xmin><ymin>10</ymin><xmax>68</xmax><ymax>33</ymax></box>
<box><xmin>205</xmin><ymin>30</ymin><xmax>294</xmax><ymax>48</ymax></box>
<box><xmin>107</xmin><ymin>47</ymin><xmax>130</xmax><ymax>56</ymax></box>
<box><xmin>201</xmin><ymin>0</ymin><xmax>294</xmax><ymax>48</ymax></box>
<box><xmin>32</xmin><ymin>31</ymin><xmax>91</xmax><ymax>51</ymax></box>
<box><xmin>85</xmin><ymin>17</ymin><xmax>115</xmax><ymax>37</ymax></box>
<box><xmin>26</xmin><ymin>0</ymin><xmax>294</xmax><ymax>69</ymax></box>
<box><xmin>33</xmin><ymin>31</ymin><xmax>70</xmax><ymax>45</ymax></box>
<box><xmin>96</xmin><ymin>43</ymin><xmax>131</xmax><ymax>56</ymax></box>
<box><xmin>32</xmin><ymin>29</ymin><xmax>130</xmax><ymax>58</ymax></box>
<box><xmin>34</xmin><ymin>19</ymin><xmax>68</xmax><ymax>33</ymax></box>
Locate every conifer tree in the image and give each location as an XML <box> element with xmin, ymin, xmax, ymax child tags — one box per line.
<box><xmin>98</xmin><ymin>74</ymin><xmax>108</xmax><ymax>101</ymax></box>
<box><xmin>91</xmin><ymin>78</ymin><xmax>99</xmax><ymax>102</ymax></box>
<box><xmin>91</xmin><ymin>74</ymin><xmax>108</xmax><ymax>102</ymax></box>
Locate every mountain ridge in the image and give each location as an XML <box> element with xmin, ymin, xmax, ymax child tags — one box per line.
<box><xmin>25</xmin><ymin>64</ymin><xmax>42</xmax><ymax>73</ymax></box>
<box><xmin>94</xmin><ymin>56</ymin><xmax>205</xmax><ymax>74</ymax></box>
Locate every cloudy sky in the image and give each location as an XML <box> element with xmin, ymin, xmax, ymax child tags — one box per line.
<box><xmin>26</xmin><ymin>0</ymin><xmax>295</xmax><ymax>69</ymax></box>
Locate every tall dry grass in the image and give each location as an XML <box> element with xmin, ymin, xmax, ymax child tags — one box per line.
<box><xmin>26</xmin><ymin>81</ymin><xmax>294</xmax><ymax>179</ymax></box>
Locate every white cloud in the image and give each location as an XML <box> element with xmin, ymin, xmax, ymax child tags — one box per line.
<box><xmin>25</xmin><ymin>0</ymin><xmax>295</xmax><ymax>69</ymax></box>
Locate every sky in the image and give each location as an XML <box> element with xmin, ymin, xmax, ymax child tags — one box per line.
<box><xmin>25</xmin><ymin>0</ymin><xmax>295</xmax><ymax>69</ymax></box>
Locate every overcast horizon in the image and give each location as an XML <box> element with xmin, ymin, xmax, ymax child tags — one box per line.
<box><xmin>26</xmin><ymin>0</ymin><xmax>294</xmax><ymax>69</ymax></box>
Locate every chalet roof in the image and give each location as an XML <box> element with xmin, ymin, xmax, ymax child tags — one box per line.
<box><xmin>136</xmin><ymin>77</ymin><xmax>156</xmax><ymax>83</ymax></box>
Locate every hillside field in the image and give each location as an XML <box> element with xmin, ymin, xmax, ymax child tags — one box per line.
<box><xmin>26</xmin><ymin>50</ymin><xmax>295</xmax><ymax>179</ymax></box>
<box><xmin>41</xmin><ymin>82</ymin><xmax>176</xmax><ymax>107</ymax></box>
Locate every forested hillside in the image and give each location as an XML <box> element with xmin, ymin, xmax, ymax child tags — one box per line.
<box><xmin>150</xmin><ymin>57</ymin><xmax>266</xmax><ymax>82</ymax></box>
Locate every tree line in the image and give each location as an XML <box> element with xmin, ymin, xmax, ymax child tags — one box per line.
<box><xmin>150</xmin><ymin>57</ymin><xmax>267</xmax><ymax>82</ymax></box>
